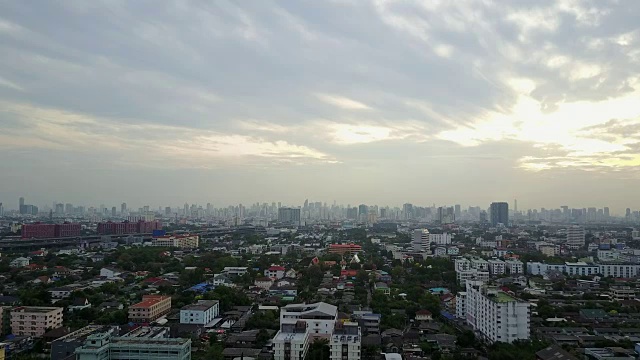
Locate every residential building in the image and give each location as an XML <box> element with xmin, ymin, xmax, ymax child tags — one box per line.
<box><xmin>99</xmin><ymin>267</ymin><xmax>122</xmax><ymax>279</ymax></box>
<box><xmin>352</xmin><ymin>311</ymin><xmax>380</xmax><ymax>335</ymax></box>
<box><xmin>151</xmin><ymin>235</ymin><xmax>199</xmax><ymax>249</ymax></box>
<box><xmin>222</xmin><ymin>267</ymin><xmax>248</xmax><ymax>276</ymax></box>
<box><xmin>412</xmin><ymin>229</ymin><xmax>452</xmax><ymax>252</ymax></box>
<box><xmin>273</xmin><ymin>320</ymin><xmax>310</xmax><ymax>360</ymax></box>
<box><xmin>457</xmin><ymin>269</ymin><xmax>490</xmax><ymax>286</ymax></box>
<box><xmin>128</xmin><ymin>295</ymin><xmax>171</xmax><ymax>323</ymax></box>
<box><xmin>415</xmin><ymin>310</ymin><xmax>433</xmax><ymax>321</ymax></box>
<box><xmin>9</xmin><ymin>257</ymin><xmax>29</xmax><ymax>268</ymax></box>
<box><xmin>488</xmin><ymin>259</ymin><xmax>505</xmax><ymax>276</ymax></box>
<box><xmin>610</xmin><ymin>287</ymin><xmax>636</xmax><ymax>301</ymax></box>
<box><xmin>265</xmin><ymin>265</ymin><xmax>286</xmax><ymax>279</ymax></box>
<box><xmin>505</xmin><ymin>259</ymin><xmax>524</xmax><ymax>274</ymax></box>
<box><xmin>255</xmin><ymin>277</ymin><xmax>273</xmax><ymax>290</ymax></box>
<box><xmin>456</xmin><ymin>292</ymin><xmax>467</xmax><ymax>319</ymax></box>
<box><xmin>49</xmin><ymin>287</ymin><xmax>73</xmax><ymax>300</ymax></box>
<box><xmin>540</xmin><ymin>245</ymin><xmax>559</xmax><ymax>257</ymax></box>
<box><xmin>330</xmin><ymin>321</ymin><xmax>361</xmax><ymax>360</ymax></box>
<box><xmin>180</xmin><ymin>300</ymin><xmax>219</xmax><ymax>325</ymax></box>
<box><xmin>280</xmin><ymin>302</ymin><xmax>338</xmax><ymax>336</ymax></box>
<box><xmin>490</xmin><ymin>202</ymin><xmax>509</xmax><ymax>226</ymax></box>
<box><xmin>566</xmin><ymin>226</ymin><xmax>585</xmax><ymax>249</ymax></box>
<box><xmin>374</xmin><ymin>282</ymin><xmax>390</xmax><ymax>295</ymax></box>
<box><xmin>10</xmin><ymin>306</ymin><xmax>63</xmax><ymax>337</ymax></box>
<box><xmin>463</xmin><ymin>281</ymin><xmax>530</xmax><ymax>343</ymax></box>
<box><xmin>75</xmin><ymin>331</ymin><xmax>190</xmax><ymax>360</ymax></box>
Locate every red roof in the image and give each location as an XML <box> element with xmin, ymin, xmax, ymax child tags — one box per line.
<box><xmin>416</xmin><ymin>310</ymin><xmax>432</xmax><ymax>315</ymax></box>
<box><xmin>268</xmin><ymin>266</ymin><xmax>286</xmax><ymax>271</ymax></box>
<box><xmin>341</xmin><ymin>269</ymin><xmax>358</xmax><ymax>277</ymax></box>
<box><xmin>130</xmin><ymin>295</ymin><xmax>170</xmax><ymax>309</ymax></box>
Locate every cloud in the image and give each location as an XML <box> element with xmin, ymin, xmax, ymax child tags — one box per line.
<box><xmin>0</xmin><ymin>102</ymin><xmax>333</xmax><ymax>168</ymax></box>
<box><xmin>2</xmin><ymin>0</ymin><xmax>640</xmax><ymax>208</ymax></box>
<box><xmin>315</xmin><ymin>93</ymin><xmax>372</xmax><ymax>110</ymax></box>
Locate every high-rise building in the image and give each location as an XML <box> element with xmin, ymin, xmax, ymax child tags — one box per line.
<box><xmin>120</xmin><ymin>203</ymin><xmax>127</xmax><ymax>215</ymax></box>
<box><xmin>111</xmin><ymin>207</ymin><xmax>116</xmax><ymax>217</ymax></box>
<box><xmin>490</xmin><ymin>202</ymin><xmax>509</xmax><ymax>226</ymax></box>
<box><xmin>437</xmin><ymin>206</ymin><xmax>455</xmax><ymax>224</ymax></box>
<box><xmin>0</xmin><ymin>202</ymin><xmax>3</xmax><ymax>217</ymax></box>
<box><xmin>454</xmin><ymin>204</ymin><xmax>461</xmax><ymax>219</ymax></box>
<box><xmin>604</xmin><ymin>207</ymin><xmax>610</xmax><ymax>219</ymax></box>
<box><xmin>278</xmin><ymin>207</ymin><xmax>301</xmax><ymax>225</ymax></box>
<box><xmin>566</xmin><ymin>225</ymin><xmax>585</xmax><ymax>249</ymax></box>
<box><xmin>457</xmin><ymin>280</ymin><xmax>529</xmax><ymax>343</ymax></box>
<box><xmin>19</xmin><ymin>197</ymin><xmax>25</xmax><ymax>214</ymax></box>
<box><xmin>358</xmin><ymin>204</ymin><xmax>368</xmax><ymax>221</ymax></box>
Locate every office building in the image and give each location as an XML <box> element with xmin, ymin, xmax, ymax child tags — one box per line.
<box><xmin>0</xmin><ymin>202</ymin><xmax>3</xmax><ymax>217</ymax></box>
<box><xmin>10</xmin><ymin>306</ymin><xmax>63</xmax><ymax>337</ymax></box>
<box><xmin>273</xmin><ymin>320</ymin><xmax>310</xmax><ymax>360</ymax></box>
<box><xmin>278</xmin><ymin>207</ymin><xmax>301</xmax><ymax>225</ymax></box>
<box><xmin>437</xmin><ymin>206</ymin><xmax>455</xmax><ymax>224</ymax></box>
<box><xmin>180</xmin><ymin>300</ymin><xmax>219</xmax><ymax>325</ymax></box>
<box><xmin>490</xmin><ymin>202</ymin><xmax>509</xmax><ymax>226</ymax></box>
<box><xmin>461</xmin><ymin>281</ymin><xmax>529</xmax><ymax>343</ymax></box>
<box><xmin>128</xmin><ymin>295</ymin><xmax>171</xmax><ymax>323</ymax></box>
<box><xmin>97</xmin><ymin>220</ymin><xmax>162</xmax><ymax>235</ymax></box>
<box><xmin>505</xmin><ymin>259</ymin><xmax>524</xmax><ymax>274</ymax></box>
<box><xmin>280</xmin><ymin>302</ymin><xmax>338</xmax><ymax>336</ymax></box>
<box><xmin>19</xmin><ymin>197</ymin><xmax>24</xmax><ymax>213</ymax></box>
<box><xmin>330</xmin><ymin>321</ymin><xmax>361</xmax><ymax>360</ymax></box>
<box><xmin>328</xmin><ymin>244</ymin><xmax>362</xmax><ymax>255</ymax></box>
<box><xmin>566</xmin><ymin>225</ymin><xmax>585</xmax><ymax>249</ymax></box>
<box><xmin>51</xmin><ymin>326</ymin><xmax>118</xmax><ymax>360</ymax></box>
<box><xmin>75</xmin><ymin>332</ymin><xmax>191</xmax><ymax>360</ymax></box>
<box><xmin>151</xmin><ymin>235</ymin><xmax>199</xmax><ymax>249</ymax></box>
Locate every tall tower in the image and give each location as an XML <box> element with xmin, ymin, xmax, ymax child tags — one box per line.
<box><xmin>490</xmin><ymin>202</ymin><xmax>509</xmax><ymax>226</ymax></box>
<box><xmin>19</xmin><ymin>197</ymin><xmax>25</xmax><ymax>213</ymax></box>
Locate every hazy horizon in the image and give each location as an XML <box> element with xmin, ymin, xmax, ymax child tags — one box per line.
<box><xmin>1</xmin><ymin>1</ymin><xmax>640</xmax><ymax>212</ymax></box>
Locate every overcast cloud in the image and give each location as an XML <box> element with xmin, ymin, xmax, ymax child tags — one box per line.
<box><xmin>1</xmin><ymin>0</ymin><xmax>639</xmax><ymax>213</ymax></box>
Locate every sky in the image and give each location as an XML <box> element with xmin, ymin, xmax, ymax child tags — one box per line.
<box><xmin>1</xmin><ymin>0</ymin><xmax>640</xmax><ymax>213</ymax></box>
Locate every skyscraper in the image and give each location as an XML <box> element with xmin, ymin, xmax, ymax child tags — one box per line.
<box><xmin>19</xmin><ymin>197</ymin><xmax>25</xmax><ymax>214</ymax></box>
<box><xmin>0</xmin><ymin>202</ymin><xmax>4</xmax><ymax>217</ymax></box>
<box><xmin>278</xmin><ymin>207</ymin><xmax>301</xmax><ymax>225</ymax></box>
<box><xmin>490</xmin><ymin>202</ymin><xmax>509</xmax><ymax>226</ymax></box>
<box><xmin>604</xmin><ymin>207</ymin><xmax>610</xmax><ymax>219</ymax></box>
<box><xmin>111</xmin><ymin>207</ymin><xmax>117</xmax><ymax>217</ymax></box>
<box><xmin>121</xmin><ymin>203</ymin><xmax>127</xmax><ymax>215</ymax></box>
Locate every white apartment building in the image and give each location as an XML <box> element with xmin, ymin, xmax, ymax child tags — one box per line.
<box><xmin>151</xmin><ymin>235</ymin><xmax>199</xmax><ymax>249</ymax></box>
<box><xmin>455</xmin><ymin>292</ymin><xmax>467</xmax><ymax>319</ymax></box>
<box><xmin>412</xmin><ymin>229</ymin><xmax>452</xmax><ymax>252</ymax></box>
<box><xmin>470</xmin><ymin>258</ymin><xmax>489</xmax><ymax>271</ymax></box>
<box><xmin>599</xmin><ymin>263</ymin><xmax>640</xmax><ymax>278</ymax></box>
<box><xmin>457</xmin><ymin>269</ymin><xmax>490</xmax><ymax>286</ymax></box>
<box><xmin>179</xmin><ymin>300</ymin><xmax>219</xmax><ymax>325</ymax></box>
<box><xmin>505</xmin><ymin>260</ymin><xmax>524</xmax><ymax>274</ymax></box>
<box><xmin>273</xmin><ymin>320</ymin><xmax>310</xmax><ymax>360</ymax></box>
<box><xmin>463</xmin><ymin>281</ymin><xmax>530</xmax><ymax>343</ymax></box>
<box><xmin>454</xmin><ymin>258</ymin><xmax>471</xmax><ymax>272</ymax></box>
<box><xmin>330</xmin><ymin>321</ymin><xmax>361</xmax><ymax>360</ymax></box>
<box><xmin>597</xmin><ymin>249</ymin><xmax>621</xmax><ymax>262</ymax></box>
<box><xmin>10</xmin><ymin>257</ymin><xmax>30</xmax><ymax>268</ymax></box>
<box><xmin>566</xmin><ymin>226</ymin><xmax>586</xmax><ymax>249</ymax></box>
<box><xmin>488</xmin><ymin>259</ymin><xmax>505</xmax><ymax>275</ymax></box>
<box><xmin>539</xmin><ymin>245</ymin><xmax>559</xmax><ymax>257</ymax></box>
<box><xmin>280</xmin><ymin>302</ymin><xmax>338</xmax><ymax>336</ymax></box>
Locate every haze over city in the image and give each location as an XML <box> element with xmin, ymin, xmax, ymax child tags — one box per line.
<box><xmin>1</xmin><ymin>1</ymin><xmax>640</xmax><ymax>210</ymax></box>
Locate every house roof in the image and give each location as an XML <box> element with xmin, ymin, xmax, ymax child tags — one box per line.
<box><xmin>536</xmin><ymin>345</ymin><xmax>578</xmax><ymax>360</ymax></box>
<box><xmin>268</xmin><ymin>266</ymin><xmax>285</xmax><ymax>271</ymax></box>
<box><xmin>416</xmin><ymin>310</ymin><xmax>432</xmax><ymax>316</ymax></box>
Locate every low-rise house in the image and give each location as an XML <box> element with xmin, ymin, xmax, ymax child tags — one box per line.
<box><xmin>68</xmin><ymin>298</ymin><xmax>91</xmax><ymax>311</ymax></box>
<box><xmin>49</xmin><ymin>287</ymin><xmax>73</xmax><ymax>301</ymax></box>
<box><xmin>264</xmin><ymin>265</ymin><xmax>286</xmax><ymax>279</ymax></box>
<box><xmin>415</xmin><ymin>310</ymin><xmax>433</xmax><ymax>322</ymax></box>
<box><xmin>375</xmin><ymin>282</ymin><xmax>390</xmax><ymax>295</ymax></box>
<box><xmin>99</xmin><ymin>267</ymin><xmax>122</xmax><ymax>279</ymax></box>
<box><xmin>10</xmin><ymin>257</ymin><xmax>30</xmax><ymax>268</ymax></box>
<box><xmin>97</xmin><ymin>301</ymin><xmax>123</xmax><ymax>312</ymax></box>
<box><xmin>254</xmin><ymin>277</ymin><xmax>273</xmax><ymax>290</ymax></box>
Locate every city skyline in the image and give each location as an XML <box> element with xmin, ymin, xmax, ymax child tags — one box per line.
<box><xmin>3</xmin><ymin>195</ymin><xmax>638</xmax><ymax>218</ymax></box>
<box><xmin>1</xmin><ymin>2</ymin><xmax>640</xmax><ymax>211</ymax></box>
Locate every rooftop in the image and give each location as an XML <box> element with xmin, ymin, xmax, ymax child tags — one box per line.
<box><xmin>492</xmin><ymin>292</ymin><xmax>517</xmax><ymax>303</ymax></box>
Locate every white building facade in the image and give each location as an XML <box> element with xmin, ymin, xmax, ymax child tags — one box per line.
<box><xmin>179</xmin><ymin>300</ymin><xmax>219</xmax><ymax>325</ymax></box>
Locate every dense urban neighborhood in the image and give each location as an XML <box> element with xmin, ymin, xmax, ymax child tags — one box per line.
<box><xmin>1</xmin><ymin>201</ymin><xmax>640</xmax><ymax>360</ymax></box>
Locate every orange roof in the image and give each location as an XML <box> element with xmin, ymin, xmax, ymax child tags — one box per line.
<box><xmin>130</xmin><ymin>295</ymin><xmax>170</xmax><ymax>308</ymax></box>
